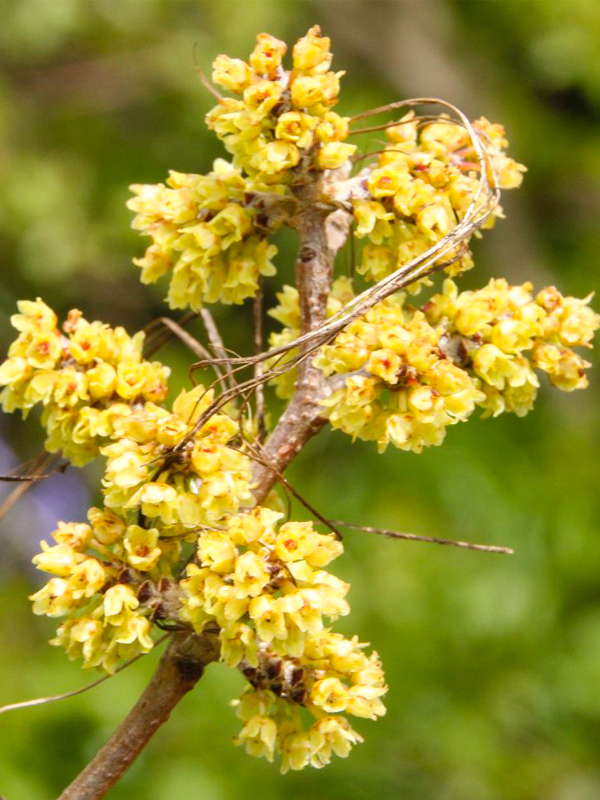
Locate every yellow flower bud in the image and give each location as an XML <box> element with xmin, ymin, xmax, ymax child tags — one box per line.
<box><xmin>249</xmin><ymin>33</ymin><xmax>287</xmax><ymax>77</ymax></box>
<box><xmin>212</xmin><ymin>55</ymin><xmax>253</xmax><ymax>94</ymax></box>
<box><xmin>292</xmin><ymin>26</ymin><xmax>331</xmax><ymax>72</ymax></box>
<box><xmin>317</xmin><ymin>142</ymin><xmax>357</xmax><ymax>170</ymax></box>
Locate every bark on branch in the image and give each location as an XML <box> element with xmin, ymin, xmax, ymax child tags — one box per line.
<box><xmin>252</xmin><ymin>188</ymin><xmax>348</xmax><ymax>503</ymax></box>
<box><xmin>56</xmin><ymin>180</ymin><xmax>348</xmax><ymax>800</ymax></box>
<box><xmin>57</xmin><ymin>631</ymin><xmax>220</xmax><ymax>800</ymax></box>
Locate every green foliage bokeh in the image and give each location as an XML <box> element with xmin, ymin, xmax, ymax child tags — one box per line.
<box><xmin>1</xmin><ymin>2</ymin><xmax>600</xmax><ymax>799</ymax></box>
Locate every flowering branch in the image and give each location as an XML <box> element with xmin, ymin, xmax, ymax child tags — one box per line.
<box><xmin>0</xmin><ymin>24</ymin><xmax>598</xmax><ymax>800</ymax></box>
<box><xmin>55</xmin><ymin>183</ymin><xmax>342</xmax><ymax>799</ymax></box>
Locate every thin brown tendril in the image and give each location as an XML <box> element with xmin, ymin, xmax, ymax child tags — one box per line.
<box><xmin>0</xmin><ymin>634</ymin><xmax>171</xmax><ymax>717</ymax></box>
<box><xmin>332</xmin><ymin>520</ymin><xmax>513</xmax><ymax>555</ymax></box>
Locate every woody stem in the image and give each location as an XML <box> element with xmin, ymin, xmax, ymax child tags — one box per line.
<box><xmin>56</xmin><ymin>186</ymin><xmax>345</xmax><ymax>800</ymax></box>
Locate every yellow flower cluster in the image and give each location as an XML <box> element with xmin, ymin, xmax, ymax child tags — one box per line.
<box><xmin>315</xmin><ymin>293</ymin><xmax>485</xmax><ymax>453</ymax></box>
<box><xmin>350</xmin><ymin>113</ymin><xmax>526</xmax><ymax>291</ymax></box>
<box><xmin>232</xmin><ymin>629</ymin><xmax>385</xmax><ymax>772</ymax></box>
<box><xmin>207</xmin><ymin>26</ymin><xmax>355</xmax><ymax>187</ymax></box>
<box><xmin>424</xmin><ymin>278</ymin><xmax>600</xmax><ymax>416</ymax></box>
<box><xmin>30</xmin><ymin>504</ymin><xmax>386</xmax><ymax>767</ymax></box>
<box><xmin>101</xmin><ymin>384</ymin><xmax>253</xmax><ymax>527</ymax></box>
<box><xmin>29</xmin><ymin>510</ymin><xmax>180</xmax><ymax>672</ymax></box>
<box><xmin>127</xmin><ymin>159</ymin><xmax>278</xmax><ymax>309</ymax></box>
<box><xmin>179</xmin><ymin>506</ymin><xmax>385</xmax><ymax>770</ymax></box>
<box><xmin>180</xmin><ymin>507</ymin><xmax>347</xmax><ymax>660</ymax></box>
<box><xmin>298</xmin><ymin>278</ymin><xmax>599</xmax><ymax>453</ymax></box>
<box><xmin>0</xmin><ymin>299</ymin><xmax>169</xmax><ymax>465</ymax></box>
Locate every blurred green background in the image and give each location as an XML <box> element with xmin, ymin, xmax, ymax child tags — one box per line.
<box><xmin>1</xmin><ymin>1</ymin><xmax>600</xmax><ymax>798</ymax></box>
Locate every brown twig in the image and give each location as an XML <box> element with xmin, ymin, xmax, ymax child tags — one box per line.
<box><xmin>57</xmin><ymin>632</ymin><xmax>219</xmax><ymax>800</ymax></box>
<box><xmin>0</xmin><ymin>460</ymin><xmax>68</xmax><ymax>482</ymax></box>
<box><xmin>233</xmin><ymin>440</ymin><xmax>342</xmax><ymax>540</ymax></box>
<box><xmin>154</xmin><ymin>316</ymin><xmax>229</xmax><ymax>389</ymax></box>
<box><xmin>0</xmin><ymin>452</ymin><xmax>59</xmax><ymax>523</ymax></box>
<box><xmin>143</xmin><ymin>311</ymin><xmax>197</xmax><ymax>358</ymax></box>
<box><xmin>332</xmin><ymin>520</ymin><xmax>514</xmax><ymax>555</ymax></box>
<box><xmin>251</xmin><ymin>183</ymin><xmax>345</xmax><ymax>504</ymax></box>
<box><xmin>199</xmin><ymin>307</ymin><xmax>237</xmax><ymax>392</ymax></box>
<box><xmin>192</xmin><ymin>42</ymin><xmax>223</xmax><ymax>101</ymax></box>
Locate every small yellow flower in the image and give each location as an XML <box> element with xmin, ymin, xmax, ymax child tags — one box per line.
<box><xmin>290</xmin><ymin>73</ymin><xmax>341</xmax><ymax>109</ymax></box>
<box><xmin>317</xmin><ymin>142</ymin><xmax>357</xmax><ymax>170</ymax></box>
<box><xmin>307</xmin><ymin>534</ymin><xmax>344</xmax><ymax>568</ymax></box>
<box><xmin>24</xmin><ymin>371</ymin><xmax>57</xmax><ymax>405</ymax></box>
<box><xmin>251</xmin><ymin>141</ymin><xmax>300</xmax><ymax>175</ymax></box>
<box><xmin>249</xmin><ymin>33</ymin><xmax>287</xmax><ymax>77</ymax></box>
<box><xmin>103</xmin><ymin>584</ymin><xmax>139</xmax><ymax>624</ymax></box>
<box><xmin>292</xmin><ymin>26</ymin><xmax>332</xmax><ymax>72</ymax></box>
<box><xmin>234</xmin><ymin>716</ymin><xmax>278</xmax><ymax>762</ymax></box>
<box><xmin>243</xmin><ymin>81</ymin><xmax>283</xmax><ymax>119</ymax></box>
<box><xmin>352</xmin><ymin>201</ymin><xmax>394</xmax><ymax>243</ymax></box>
<box><xmin>366</xmin><ymin>349</ymin><xmax>402</xmax><ymax>384</ymax></box>
<box><xmin>87</xmin><ymin>506</ymin><xmax>127</xmax><ymax>545</ymax></box>
<box><xmin>51</xmin><ymin>521</ymin><xmax>93</xmax><ymax>550</ymax></box>
<box><xmin>54</xmin><ymin>368</ymin><xmax>89</xmax><ymax>406</ymax></box>
<box><xmin>25</xmin><ymin>331</ymin><xmax>63</xmax><ymax>370</ymax></box>
<box><xmin>220</xmin><ymin>622</ymin><xmax>257</xmax><ymax>668</ymax></box>
<box><xmin>69</xmin><ymin>558</ymin><xmax>108</xmax><ymax>599</ymax></box>
<box><xmin>0</xmin><ymin>356</ymin><xmax>31</xmax><ymax>387</ymax></box>
<box><xmin>86</xmin><ymin>362</ymin><xmax>117</xmax><ymax>399</ymax></box>
<box><xmin>367</xmin><ymin>165</ymin><xmax>409</xmax><ymax>198</ymax></box>
<box><xmin>309</xmin><ymin>717</ymin><xmax>363</xmax><ymax>766</ymax></box>
<box><xmin>314</xmin><ymin>111</ymin><xmax>349</xmax><ymax>143</ymax></box>
<box><xmin>212</xmin><ymin>55</ymin><xmax>253</xmax><ymax>94</ymax></box>
<box><xmin>197</xmin><ymin>530</ymin><xmax>237</xmax><ymax>574</ymax></box>
<box><xmin>280</xmin><ymin>729</ymin><xmax>313</xmax><ymax>773</ymax></box>
<box><xmin>30</xmin><ymin>578</ymin><xmax>74</xmax><ymax>617</ymax></box>
<box><xmin>11</xmin><ymin>298</ymin><xmax>57</xmax><ymax>334</ymax></box>
<box><xmin>32</xmin><ymin>542</ymin><xmax>84</xmax><ymax>577</ymax></box>
<box><xmin>310</xmin><ymin>677</ymin><xmax>349</xmax><ymax>713</ymax></box>
<box><xmin>124</xmin><ymin>525</ymin><xmax>162</xmax><ymax>571</ymax></box>
<box><xmin>248</xmin><ymin>595</ymin><xmax>287</xmax><ymax>642</ymax></box>
<box><xmin>275</xmin><ymin>111</ymin><xmax>317</xmax><ymax>149</ymax></box>
<box><xmin>229</xmin><ymin>507</ymin><xmax>282</xmax><ymax>546</ymax></box>
<box><xmin>111</xmin><ymin>614</ymin><xmax>154</xmax><ymax>652</ymax></box>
